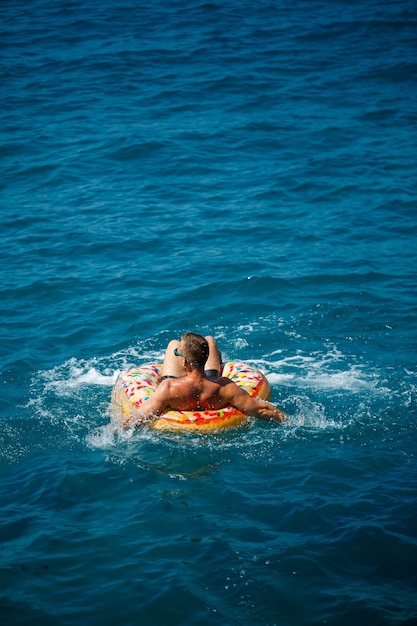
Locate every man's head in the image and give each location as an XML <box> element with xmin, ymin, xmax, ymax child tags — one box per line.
<box><xmin>180</xmin><ymin>332</ymin><xmax>209</xmax><ymax>370</ymax></box>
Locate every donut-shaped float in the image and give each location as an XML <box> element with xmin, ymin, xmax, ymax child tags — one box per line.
<box><xmin>111</xmin><ymin>361</ymin><xmax>271</xmax><ymax>432</ymax></box>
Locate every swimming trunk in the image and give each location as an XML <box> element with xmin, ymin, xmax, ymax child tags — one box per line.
<box><xmin>205</xmin><ymin>369</ymin><xmax>221</xmax><ymax>378</ymax></box>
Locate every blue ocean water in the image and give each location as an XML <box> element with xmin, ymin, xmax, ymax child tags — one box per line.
<box><xmin>1</xmin><ymin>0</ymin><xmax>416</xmax><ymax>623</ymax></box>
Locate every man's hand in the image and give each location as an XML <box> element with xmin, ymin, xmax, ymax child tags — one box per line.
<box><xmin>255</xmin><ymin>403</ymin><xmax>287</xmax><ymax>422</ymax></box>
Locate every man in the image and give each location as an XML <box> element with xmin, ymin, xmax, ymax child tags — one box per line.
<box><xmin>124</xmin><ymin>332</ymin><xmax>286</xmax><ymax>427</ymax></box>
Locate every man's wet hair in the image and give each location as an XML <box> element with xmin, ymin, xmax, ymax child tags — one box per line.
<box><xmin>181</xmin><ymin>332</ymin><xmax>209</xmax><ymax>369</ymax></box>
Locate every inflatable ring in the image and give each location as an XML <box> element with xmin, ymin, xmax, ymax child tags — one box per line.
<box><xmin>111</xmin><ymin>361</ymin><xmax>271</xmax><ymax>432</ymax></box>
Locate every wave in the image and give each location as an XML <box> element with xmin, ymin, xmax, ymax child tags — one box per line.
<box><xmin>1</xmin><ymin>322</ymin><xmax>405</xmax><ymax>464</ymax></box>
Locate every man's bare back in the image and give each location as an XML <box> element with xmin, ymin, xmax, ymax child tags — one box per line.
<box><xmin>154</xmin><ymin>372</ymin><xmax>242</xmax><ymax>412</ymax></box>
<box><xmin>123</xmin><ymin>333</ymin><xmax>286</xmax><ymax>428</ymax></box>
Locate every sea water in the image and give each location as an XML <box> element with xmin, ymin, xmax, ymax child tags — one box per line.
<box><xmin>1</xmin><ymin>0</ymin><xmax>416</xmax><ymax>624</ymax></box>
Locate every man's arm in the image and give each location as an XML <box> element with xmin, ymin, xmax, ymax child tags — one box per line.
<box><xmin>223</xmin><ymin>382</ymin><xmax>287</xmax><ymax>423</ymax></box>
<box><xmin>122</xmin><ymin>382</ymin><xmax>171</xmax><ymax>428</ymax></box>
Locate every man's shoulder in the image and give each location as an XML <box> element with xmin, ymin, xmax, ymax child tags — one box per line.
<box><xmin>215</xmin><ymin>375</ymin><xmax>234</xmax><ymax>385</ymax></box>
<box><xmin>160</xmin><ymin>376</ymin><xmax>186</xmax><ymax>390</ymax></box>
<box><xmin>216</xmin><ymin>376</ymin><xmax>240</xmax><ymax>397</ymax></box>
<box><xmin>159</xmin><ymin>376</ymin><xmax>195</xmax><ymax>396</ymax></box>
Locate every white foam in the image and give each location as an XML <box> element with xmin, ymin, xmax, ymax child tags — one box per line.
<box><xmin>64</xmin><ymin>367</ymin><xmax>119</xmax><ymax>388</ymax></box>
<box><xmin>41</xmin><ymin>363</ymin><xmax>119</xmax><ymax>396</ymax></box>
<box><xmin>86</xmin><ymin>423</ymin><xmax>118</xmax><ymax>448</ymax></box>
<box><xmin>37</xmin><ymin>343</ymin><xmax>166</xmax><ymax>397</ymax></box>
<box><xmin>267</xmin><ymin>372</ymin><xmax>296</xmax><ymax>384</ymax></box>
<box><xmin>260</xmin><ymin>345</ymin><xmax>384</xmax><ymax>395</ymax></box>
<box><xmin>233</xmin><ymin>337</ymin><xmax>249</xmax><ymax>349</ymax></box>
<box><xmin>294</xmin><ymin>368</ymin><xmax>373</xmax><ymax>392</ymax></box>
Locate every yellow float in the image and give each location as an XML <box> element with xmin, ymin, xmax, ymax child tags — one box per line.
<box><xmin>111</xmin><ymin>361</ymin><xmax>271</xmax><ymax>432</ymax></box>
